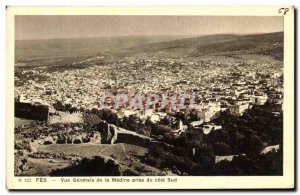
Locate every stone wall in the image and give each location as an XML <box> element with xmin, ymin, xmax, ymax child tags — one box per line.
<box><xmin>15</xmin><ymin>102</ymin><xmax>49</xmax><ymax>121</ymax></box>
<box><xmin>114</xmin><ymin>133</ymin><xmax>151</xmax><ymax>147</ymax></box>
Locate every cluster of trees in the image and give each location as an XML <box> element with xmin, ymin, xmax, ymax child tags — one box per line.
<box><xmin>50</xmin><ymin>102</ymin><xmax>283</xmax><ymax>176</ymax></box>
<box><xmin>145</xmin><ymin>136</ymin><xmax>282</xmax><ymax>176</ymax></box>
<box><xmin>144</xmin><ymin>105</ymin><xmax>283</xmax><ymax>175</ymax></box>
<box><xmin>213</xmin><ymin>147</ymin><xmax>283</xmax><ymax>175</ymax></box>
<box><xmin>87</xmin><ymin>108</ymin><xmax>152</xmax><ymax>136</ymax></box>
<box><xmin>53</xmin><ymin>101</ymin><xmax>79</xmax><ymax>113</ymax></box>
<box><xmin>87</xmin><ymin>108</ymin><xmax>188</xmax><ymax>138</ymax></box>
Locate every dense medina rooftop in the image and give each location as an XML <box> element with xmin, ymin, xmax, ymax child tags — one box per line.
<box><xmin>15</xmin><ymin>57</ymin><xmax>283</xmax><ymax>112</ymax></box>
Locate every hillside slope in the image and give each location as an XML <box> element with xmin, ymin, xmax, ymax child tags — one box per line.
<box><xmin>15</xmin><ymin>35</ymin><xmax>188</xmax><ymax>63</ymax></box>
<box><xmin>15</xmin><ymin>32</ymin><xmax>283</xmax><ymax>65</ymax></box>
<box><xmin>127</xmin><ymin>32</ymin><xmax>283</xmax><ymax>60</ymax></box>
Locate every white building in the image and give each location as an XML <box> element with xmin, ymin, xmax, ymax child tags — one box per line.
<box><xmin>197</xmin><ymin>104</ymin><xmax>221</xmax><ymax>122</ymax></box>
<box><xmin>190</xmin><ymin>120</ymin><xmax>204</xmax><ymax>127</ymax></box>
<box><xmin>261</xmin><ymin>145</ymin><xmax>280</xmax><ymax>155</ymax></box>
<box><xmin>252</xmin><ymin>95</ymin><xmax>268</xmax><ymax>105</ymax></box>
<box><xmin>229</xmin><ymin>102</ymin><xmax>250</xmax><ymax>116</ymax></box>
<box><xmin>202</xmin><ymin>124</ymin><xmax>222</xmax><ymax>134</ymax></box>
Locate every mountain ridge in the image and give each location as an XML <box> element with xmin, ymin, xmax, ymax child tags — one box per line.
<box><xmin>15</xmin><ymin>32</ymin><xmax>283</xmax><ymax>63</ymax></box>
<box><xmin>126</xmin><ymin>32</ymin><xmax>283</xmax><ymax>60</ymax></box>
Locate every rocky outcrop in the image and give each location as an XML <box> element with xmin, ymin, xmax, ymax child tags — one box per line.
<box><xmin>48</xmin><ymin>155</ymin><xmax>169</xmax><ymax>176</ymax></box>
<box><xmin>114</xmin><ymin>133</ymin><xmax>151</xmax><ymax>147</ymax></box>
<box><xmin>96</xmin><ymin>121</ymin><xmax>117</xmax><ymax>144</ymax></box>
<box><xmin>49</xmin><ymin>156</ymin><xmax>124</xmax><ymax>176</ymax></box>
<box><xmin>95</xmin><ymin>121</ymin><xmax>154</xmax><ymax>146</ymax></box>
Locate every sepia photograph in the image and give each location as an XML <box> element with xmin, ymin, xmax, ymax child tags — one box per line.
<box><xmin>6</xmin><ymin>6</ymin><xmax>295</xmax><ymax>190</ymax></box>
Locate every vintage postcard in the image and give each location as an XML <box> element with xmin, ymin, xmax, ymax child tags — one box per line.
<box><xmin>6</xmin><ymin>6</ymin><xmax>294</xmax><ymax>190</ymax></box>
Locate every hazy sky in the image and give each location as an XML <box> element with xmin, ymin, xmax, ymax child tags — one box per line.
<box><xmin>15</xmin><ymin>16</ymin><xmax>283</xmax><ymax>40</ymax></box>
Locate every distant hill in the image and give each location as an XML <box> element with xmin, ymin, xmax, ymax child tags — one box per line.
<box><xmin>15</xmin><ymin>32</ymin><xmax>283</xmax><ymax>65</ymax></box>
<box><xmin>15</xmin><ymin>35</ymin><xmax>189</xmax><ymax>63</ymax></box>
<box><xmin>127</xmin><ymin>32</ymin><xmax>283</xmax><ymax>60</ymax></box>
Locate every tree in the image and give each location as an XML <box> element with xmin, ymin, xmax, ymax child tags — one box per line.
<box><xmin>152</xmin><ymin>124</ymin><xmax>172</xmax><ymax>136</ymax></box>
<box><xmin>191</xmin><ymin>155</ymin><xmax>215</xmax><ymax>175</ymax></box>
<box><xmin>91</xmin><ymin>108</ymin><xmax>99</xmax><ymax>115</ymax></box>
<box><xmin>194</xmin><ymin>143</ymin><xmax>213</xmax><ymax>157</ymax></box>
<box><xmin>159</xmin><ymin>116</ymin><xmax>170</xmax><ymax>126</ymax></box>
<box><xmin>145</xmin><ymin>117</ymin><xmax>154</xmax><ymax>128</ymax></box>
<box><xmin>100</xmin><ymin>109</ymin><xmax>119</xmax><ymax>125</ymax></box>
<box><xmin>213</xmin><ymin>142</ymin><xmax>232</xmax><ymax>155</ymax></box>
<box><xmin>53</xmin><ymin>100</ymin><xmax>64</xmax><ymax>111</ymax></box>
<box><xmin>65</xmin><ymin>103</ymin><xmax>72</xmax><ymax>110</ymax></box>
<box><xmin>70</xmin><ymin>107</ymin><xmax>78</xmax><ymax>113</ymax></box>
<box><xmin>206</xmin><ymin>130</ymin><xmax>229</xmax><ymax>144</ymax></box>
<box><xmin>231</xmin><ymin>155</ymin><xmax>260</xmax><ymax>175</ymax></box>
<box><xmin>213</xmin><ymin>160</ymin><xmax>235</xmax><ymax>175</ymax></box>
<box><xmin>175</xmin><ymin>130</ymin><xmax>204</xmax><ymax>148</ymax></box>
<box><xmin>258</xmin><ymin>146</ymin><xmax>283</xmax><ymax>175</ymax></box>
<box><xmin>242</xmin><ymin>134</ymin><xmax>264</xmax><ymax>157</ymax></box>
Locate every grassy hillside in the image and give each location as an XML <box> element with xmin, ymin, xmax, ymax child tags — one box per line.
<box><xmin>15</xmin><ymin>32</ymin><xmax>283</xmax><ymax>66</ymax></box>
<box><xmin>128</xmin><ymin>32</ymin><xmax>283</xmax><ymax>60</ymax></box>
<box><xmin>128</xmin><ymin>34</ymin><xmax>240</xmax><ymax>53</ymax></box>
